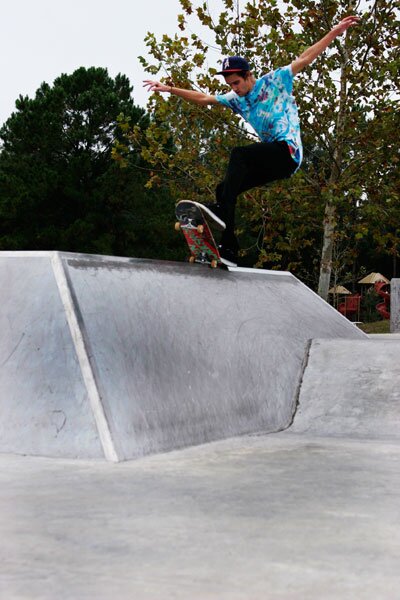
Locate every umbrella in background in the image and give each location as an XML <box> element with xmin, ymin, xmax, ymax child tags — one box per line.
<box><xmin>328</xmin><ymin>285</ymin><xmax>351</xmax><ymax>295</ymax></box>
<box><xmin>358</xmin><ymin>272</ymin><xmax>390</xmax><ymax>284</ymax></box>
<box><xmin>328</xmin><ymin>285</ymin><xmax>351</xmax><ymax>309</ymax></box>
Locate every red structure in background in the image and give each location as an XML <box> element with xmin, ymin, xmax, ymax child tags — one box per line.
<box><xmin>338</xmin><ymin>294</ymin><xmax>361</xmax><ymax>320</ymax></box>
<box><xmin>375</xmin><ymin>281</ymin><xmax>390</xmax><ymax>319</ymax></box>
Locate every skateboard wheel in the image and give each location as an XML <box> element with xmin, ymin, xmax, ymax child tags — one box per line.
<box><xmin>211</xmin><ymin>260</ymin><xmax>218</xmax><ymax>269</ymax></box>
<box><xmin>189</xmin><ymin>256</ymin><xmax>196</xmax><ymax>263</ymax></box>
<box><xmin>175</xmin><ymin>221</ymin><xmax>181</xmax><ymax>231</ymax></box>
<box><xmin>197</xmin><ymin>224</ymin><xmax>204</xmax><ymax>234</ymax></box>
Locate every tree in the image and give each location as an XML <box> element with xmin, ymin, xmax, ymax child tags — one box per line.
<box><xmin>354</xmin><ymin>107</ymin><xmax>400</xmax><ymax>277</ymax></box>
<box><xmin>130</xmin><ymin>0</ymin><xmax>398</xmax><ymax>296</ymax></box>
<box><xmin>0</xmin><ymin>66</ymin><xmax>180</xmax><ymax>259</ymax></box>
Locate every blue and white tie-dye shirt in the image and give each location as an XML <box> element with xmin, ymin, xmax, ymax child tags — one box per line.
<box><xmin>216</xmin><ymin>65</ymin><xmax>302</xmax><ymax>169</ymax></box>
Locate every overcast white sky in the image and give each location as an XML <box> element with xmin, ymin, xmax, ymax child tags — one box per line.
<box><xmin>0</xmin><ymin>0</ymin><xmax>224</xmax><ymax>127</ymax></box>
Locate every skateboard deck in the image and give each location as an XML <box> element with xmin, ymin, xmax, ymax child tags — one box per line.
<box><xmin>175</xmin><ymin>200</ymin><xmax>223</xmax><ymax>268</ymax></box>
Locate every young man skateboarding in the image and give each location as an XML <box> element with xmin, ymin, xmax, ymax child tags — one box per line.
<box><xmin>144</xmin><ymin>16</ymin><xmax>359</xmax><ymax>266</ymax></box>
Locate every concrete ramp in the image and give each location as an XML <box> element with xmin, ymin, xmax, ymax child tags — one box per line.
<box><xmin>0</xmin><ymin>253</ymin><xmax>104</xmax><ymax>459</ymax></box>
<box><xmin>0</xmin><ymin>251</ymin><xmax>365</xmax><ymax>461</ymax></box>
<box><xmin>290</xmin><ymin>338</ymin><xmax>400</xmax><ymax>440</ymax></box>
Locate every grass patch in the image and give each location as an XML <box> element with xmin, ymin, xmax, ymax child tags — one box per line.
<box><xmin>356</xmin><ymin>320</ymin><xmax>390</xmax><ymax>334</ymax></box>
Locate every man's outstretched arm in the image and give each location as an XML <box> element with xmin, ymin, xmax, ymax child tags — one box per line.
<box><xmin>291</xmin><ymin>15</ymin><xmax>360</xmax><ymax>75</ymax></box>
<box><xmin>143</xmin><ymin>80</ymin><xmax>218</xmax><ymax>106</ymax></box>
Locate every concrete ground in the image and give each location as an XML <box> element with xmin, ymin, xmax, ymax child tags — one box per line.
<box><xmin>1</xmin><ymin>254</ymin><xmax>399</xmax><ymax>598</ymax></box>
<box><xmin>1</xmin><ymin>432</ymin><xmax>400</xmax><ymax>600</ymax></box>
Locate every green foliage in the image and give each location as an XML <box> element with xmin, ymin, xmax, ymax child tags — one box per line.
<box><xmin>131</xmin><ymin>0</ymin><xmax>399</xmax><ymax>287</ymax></box>
<box><xmin>360</xmin><ymin>287</ymin><xmax>381</xmax><ymax>322</ymax></box>
<box><xmin>0</xmin><ymin>67</ymin><xmax>181</xmax><ymax>259</ymax></box>
<box><xmin>357</xmin><ymin>319</ymin><xmax>390</xmax><ymax>333</ymax></box>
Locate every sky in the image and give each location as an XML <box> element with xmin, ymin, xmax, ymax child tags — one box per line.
<box><xmin>0</xmin><ymin>0</ymin><xmax>223</xmax><ymax>128</ymax></box>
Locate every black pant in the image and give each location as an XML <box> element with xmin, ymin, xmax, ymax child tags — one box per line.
<box><xmin>216</xmin><ymin>141</ymin><xmax>298</xmax><ymax>249</ymax></box>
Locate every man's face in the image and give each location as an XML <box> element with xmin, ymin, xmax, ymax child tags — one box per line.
<box><xmin>224</xmin><ymin>72</ymin><xmax>253</xmax><ymax>96</ymax></box>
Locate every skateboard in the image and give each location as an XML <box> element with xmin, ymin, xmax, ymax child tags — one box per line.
<box><xmin>175</xmin><ymin>200</ymin><xmax>223</xmax><ymax>268</ymax></box>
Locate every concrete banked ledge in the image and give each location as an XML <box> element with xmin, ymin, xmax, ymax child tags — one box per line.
<box><xmin>0</xmin><ymin>251</ymin><xmax>369</xmax><ymax>462</ymax></box>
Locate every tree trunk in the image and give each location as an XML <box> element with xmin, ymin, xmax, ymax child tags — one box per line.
<box><xmin>318</xmin><ymin>197</ymin><xmax>337</xmax><ymax>300</ymax></box>
<box><xmin>317</xmin><ymin>41</ymin><xmax>350</xmax><ymax>300</ymax></box>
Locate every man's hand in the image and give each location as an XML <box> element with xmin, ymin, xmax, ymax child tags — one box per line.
<box><xmin>291</xmin><ymin>15</ymin><xmax>360</xmax><ymax>75</ymax></box>
<box><xmin>331</xmin><ymin>15</ymin><xmax>361</xmax><ymax>36</ymax></box>
<box><xmin>143</xmin><ymin>80</ymin><xmax>171</xmax><ymax>93</ymax></box>
<box><xmin>143</xmin><ymin>79</ymin><xmax>218</xmax><ymax>106</ymax></box>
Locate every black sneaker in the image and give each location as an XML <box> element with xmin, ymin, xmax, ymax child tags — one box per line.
<box><xmin>218</xmin><ymin>245</ymin><xmax>238</xmax><ymax>267</ymax></box>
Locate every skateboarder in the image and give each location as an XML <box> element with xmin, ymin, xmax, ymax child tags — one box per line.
<box><xmin>144</xmin><ymin>15</ymin><xmax>359</xmax><ymax>265</ymax></box>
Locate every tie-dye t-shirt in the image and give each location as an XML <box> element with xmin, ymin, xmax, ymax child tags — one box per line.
<box><xmin>216</xmin><ymin>65</ymin><xmax>302</xmax><ymax>168</ymax></box>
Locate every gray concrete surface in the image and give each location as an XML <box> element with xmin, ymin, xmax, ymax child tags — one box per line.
<box><xmin>0</xmin><ymin>251</ymin><xmax>365</xmax><ymax>461</ymax></box>
<box><xmin>291</xmin><ymin>338</ymin><xmax>400</xmax><ymax>439</ymax></box>
<box><xmin>1</xmin><ymin>251</ymin><xmax>399</xmax><ymax>599</ymax></box>
<box><xmin>369</xmin><ymin>333</ymin><xmax>400</xmax><ymax>339</ymax></box>
<box><xmin>1</xmin><ymin>434</ymin><xmax>399</xmax><ymax>600</ymax></box>
<box><xmin>0</xmin><ymin>253</ymin><xmax>104</xmax><ymax>459</ymax></box>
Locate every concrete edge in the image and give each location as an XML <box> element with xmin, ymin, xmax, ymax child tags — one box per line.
<box><xmin>294</xmin><ymin>277</ymin><xmax>368</xmax><ymax>338</ymax></box>
<box><xmin>50</xmin><ymin>252</ymin><xmax>120</xmax><ymax>463</ymax></box>
<box><xmin>286</xmin><ymin>339</ymin><xmax>313</xmax><ymax>430</ymax></box>
<box><xmin>0</xmin><ymin>251</ymin><xmax>296</xmax><ymax>278</ymax></box>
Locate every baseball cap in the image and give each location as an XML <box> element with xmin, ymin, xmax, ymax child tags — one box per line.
<box><xmin>216</xmin><ymin>56</ymin><xmax>251</xmax><ymax>75</ymax></box>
